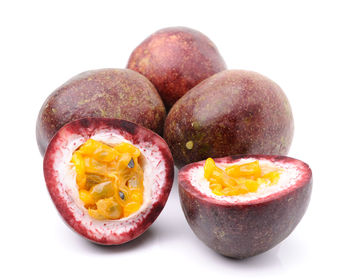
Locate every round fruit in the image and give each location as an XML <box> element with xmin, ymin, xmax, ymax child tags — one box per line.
<box><xmin>36</xmin><ymin>68</ymin><xmax>166</xmax><ymax>156</ymax></box>
<box><xmin>179</xmin><ymin>155</ymin><xmax>312</xmax><ymax>259</ymax></box>
<box><xmin>127</xmin><ymin>26</ymin><xmax>227</xmax><ymax>110</ymax></box>
<box><xmin>164</xmin><ymin>70</ymin><xmax>294</xmax><ymax>168</ymax></box>
<box><xmin>44</xmin><ymin>118</ymin><xmax>174</xmax><ymax>245</ymax></box>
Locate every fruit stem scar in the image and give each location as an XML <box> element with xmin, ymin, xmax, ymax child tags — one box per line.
<box><xmin>186</xmin><ymin>141</ymin><xmax>194</xmax><ymax>150</ymax></box>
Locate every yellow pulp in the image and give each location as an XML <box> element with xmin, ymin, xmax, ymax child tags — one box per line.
<box><xmin>204</xmin><ymin>158</ymin><xmax>281</xmax><ymax>196</ymax></box>
<box><xmin>71</xmin><ymin>139</ymin><xmax>144</xmax><ymax>220</ymax></box>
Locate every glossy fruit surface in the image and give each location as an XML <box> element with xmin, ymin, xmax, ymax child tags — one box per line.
<box><xmin>44</xmin><ymin>118</ymin><xmax>174</xmax><ymax>245</ymax></box>
<box><xmin>127</xmin><ymin>26</ymin><xmax>227</xmax><ymax>110</ymax></box>
<box><xmin>179</xmin><ymin>155</ymin><xmax>312</xmax><ymax>259</ymax></box>
<box><xmin>36</xmin><ymin>68</ymin><xmax>166</xmax><ymax>156</ymax></box>
<box><xmin>164</xmin><ymin>70</ymin><xmax>294</xmax><ymax>167</ymax></box>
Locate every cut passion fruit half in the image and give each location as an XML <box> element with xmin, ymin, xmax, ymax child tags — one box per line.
<box><xmin>71</xmin><ymin>139</ymin><xmax>144</xmax><ymax>220</ymax></box>
<box><xmin>179</xmin><ymin>155</ymin><xmax>312</xmax><ymax>259</ymax></box>
<box><xmin>44</xmin><ymin>118</ymin><xmax>174</xmax><ymax>245</ymax></box>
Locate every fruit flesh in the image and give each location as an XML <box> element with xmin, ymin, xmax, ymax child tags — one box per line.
<box><xmin>71</xmin><ymin>139</ymin><xmax>144</xmax><ymax>220</ymax></box>
<box><xmin>204</xmin><ymin>158</ymin><xmax>281</xmax><ymax>196</ymax></box>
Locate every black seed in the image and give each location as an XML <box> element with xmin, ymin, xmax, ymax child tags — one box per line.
<box><xmin>119</xmin><ymin>191</ymin><xmax>125</xmax><ymax>200</ymax></box>
<box><xmin>128</xmin><ymin>158</ymin><xmax>135</xmax><ymax>168</ymax></box>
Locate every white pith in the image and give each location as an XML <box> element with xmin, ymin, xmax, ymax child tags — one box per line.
<box><xmin>189</xmin><ymin>158</ymin><xmax>302</xmax><ymax>203</ymax></box>
<box><xmin>52</xmin><ymin>129</ymin><xmax>167</xmax><ymax>238</ymax></box>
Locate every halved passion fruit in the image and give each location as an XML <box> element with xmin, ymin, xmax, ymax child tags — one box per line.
<box><xmin>179</xmin><ymin>155</ymin><xmax>312</xmax><ymax>259</ymax></box>
<box><xmin>44</xmin><ymin>118</ymin><xmax>174</xmax><ymax>245</ymax></box>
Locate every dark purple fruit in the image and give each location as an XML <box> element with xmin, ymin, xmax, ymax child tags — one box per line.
<box><xmin>127</xmin><ymin>27</ymin><xmax>227</xmax><ymax>110</ymax></box>
<box><xmin>179</xmin><ymin>155</ymin><xmax>312</xmax><ymax>259</ymax></box>
<box><xmin>36</xmin><ymin>68</ymin><xmax>166</xmax><ymax>156</ymax></box>
<box><xmin>164</xmin><ymin>70</ymin><xmax>294</xmax><ymax>168</ymax></box>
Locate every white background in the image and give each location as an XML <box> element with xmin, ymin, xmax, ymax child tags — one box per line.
<box><xmin>1</xmin><ymin>1</ymin><xmax>349</xmax><ymax>278</ymax></box>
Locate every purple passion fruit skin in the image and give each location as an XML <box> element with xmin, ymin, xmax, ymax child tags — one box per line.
<box><xmin>127</xmin><ymin>26</ymin><xmax>227</xmax><ymax>110</ymax></box>
<box><xmin>44</xmin><ymin>118</ymin><xmax>174</xmax><ymax>245</ymax></box>
<box><xmin>179</xmin><ymin>155</ymin><xmax>312</xmax><ymax>259</ymax></box>
<box><xmin>36</xmin><ymin>68</ymin><xmax>166</xmax><ymax>156</ymax></box>
<box><xmin>164</xmin><ymin>70</ymin><xmax>294</xmax><ymax>168</ymax></box>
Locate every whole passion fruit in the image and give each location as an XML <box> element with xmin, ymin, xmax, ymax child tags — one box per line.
<box><xmin>44</xmin><ymin>118</ymin><xmax>174</xmax><ymax>245</ymax></box>
<box><xmin>127</xmin><ymin>27</ymin><xmax>227</xmax><ymax>110</ymax></box>
<box><xmin>179</xmin><ymin>155</ymin><xmax>312</xmax><ymax>259</ymax></box>
<box><xmin>36</xmin><ymin>68</ymin><xmax>166</xmax><ymax>156</ymax></box>
<box><xmin>164</xmin><ymin>70</ymin><xmax>294</xmax><ymax>168</ymax></box>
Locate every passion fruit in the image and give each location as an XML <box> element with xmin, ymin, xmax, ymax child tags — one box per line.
<box><xmin>164</xmin><ymin>70</ymin><xmax>294</xmax><ymax>168</ymax></box>
<box><xmin>44</xmin><ymin>118</ymin><xmax>174</xmax><ymax>245</ymax></box>
<box><xmin>127</xmin><ymin>27</ymin><xmax>227</xmax><ymax>110</ymax></box>
<box><xmin>36</xmin><ymin>68</ymin><xmax>166</xmax><ymax>156</ymax></box>
<box><xmin>179</xmin><ymin>155</ymin><xmax>312</xmax><ymax>259</ymax></box>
